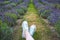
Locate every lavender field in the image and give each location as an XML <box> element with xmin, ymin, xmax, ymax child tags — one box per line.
<box><xmin>0</xmin><ymin>0</ymin><xmax>60</xmax><ymax>40</ymax></box>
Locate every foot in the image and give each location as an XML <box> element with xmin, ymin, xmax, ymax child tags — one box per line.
<box><xmin>29</xmin><ymin>24</ymin><xmax>36</xmax><ymax>36</ymax></box>
<box><xmin>22</xmin><ymin>21</ymin><xmax>29</xmax><ymax>38</ymax></box>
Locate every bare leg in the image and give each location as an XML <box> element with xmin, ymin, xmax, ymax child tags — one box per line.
<box><xmin>25</xmin><ymin>30</ymin><xmax>34</xmax><ymax>40</ymax></box>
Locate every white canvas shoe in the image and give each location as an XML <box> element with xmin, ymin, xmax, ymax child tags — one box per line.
<box><xmin>29</xmin><ymin>24</ymin><xmax>36</xmax><ymax>36</ymax></box>
<box><xmin>22</xmin><ymin>21</ymin><xmax>29</xmax><ymax>38</ymax></box>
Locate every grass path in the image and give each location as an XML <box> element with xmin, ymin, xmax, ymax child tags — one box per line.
<box><xmin>23</xmin><ymin>3</ymin><xmax>52</xmax><ymax>40</ymax></box>
<box><xmin>19</xmin><ymin>3</ymin><xmax>59</xmax><ymax>40</ymax></box>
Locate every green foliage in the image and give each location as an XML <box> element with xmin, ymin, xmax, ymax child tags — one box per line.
<box><xmin>55</xmin><ymin>20</ymin><xmax>60</xmax><ymax>35</ymax></box>
<box><xmin>4</xmin><ymin>1</ymin><xmax>10</xmax><ymax>4</ymax></box>
<box><xmin>19</xmin><ymin>0</ymin><xmax>23</xmax><ymax>3</ymax></box>
<box><xmin>55</xmin><ymin>4</ymin><xmax>60</xmax><ymax>9</ymax></box>
<box><xmin>5</xmin><ymin>12</ymin><xmax>18</xmax><ymax>20</ymax></box>
<box><xmin>0</xmin><ymin>22</ymin><xmax>13</xmax><ymax>40</ymax></box>
<box><xmin>10</xmin><ymin>3</ymin><xmax>17</xmax><ymax>7</ymax></box>
<box><xmin>0</xmin><ymin>20</ymin><xmax>2</xmax><ymax>25</ymax></box>
<box><xmin>38</xmin><ymin>8</ymin><xmax>45</xmax><ymax>15</ymax></box>
<box><xmin>1</xmin><ymin>22</ymin><xmax>8</xmax><ymax>30</ymax></box>
<box><xmin>17</xmin><ymin>0</ymin><xmax>23</xmax><ymax>5</ymax></box>
<box><xmin>41</xmin><ymin>10</ymin><xmax>51</xmax><ymax>19</ymax></box>
<box><xmin>20</xmin><ymin>4</ymin><xmax>27</xmax><ymax>12</ymax></box>
<box><xmin>39</xmin><ymin>0</ymin><xmax>45</xmax><ymax>4</ymax></box>
<box><xmin>0</xmin><ymin>1</ymin><xmax>10</xmax><ymax>6</ymax></box>
<box><xmin>0</xmin><ymin>20</ymin><xmax>8</xmax><ymax>30</ymax></box>
<box><xmin>16</xmin><ymin>8</ymin><xmax>25</xmax><ymax>15</ymax></box>
<box><xmin>5</xmin><ymin>12</ymin><xmax>18</xmax><ymax>26</ymax></box>
<box><xmin>6</xmin><ymin>5</ymin><xmax>12</xmax><ymax>10</ymax></box>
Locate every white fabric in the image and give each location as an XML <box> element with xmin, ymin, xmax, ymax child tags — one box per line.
<box><xmin>29</xmin><ymin>25</ymin><xmax>36</xmax><ymax>36</ymax></box>
<box><xmin>22</xmin><ymin>21</ymin><xmax>29</xmax><ymax>38</ymax></box>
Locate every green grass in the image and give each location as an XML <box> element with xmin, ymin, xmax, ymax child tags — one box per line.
<box><xmin>55</xmin><ymin>20</ymin><xmax>60</xmax><ymax>36</ymax></box>
<box><xmin>27</xmin><ymin>3</ymin><xmax>37</xmax><ymax>12</ymax></box>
